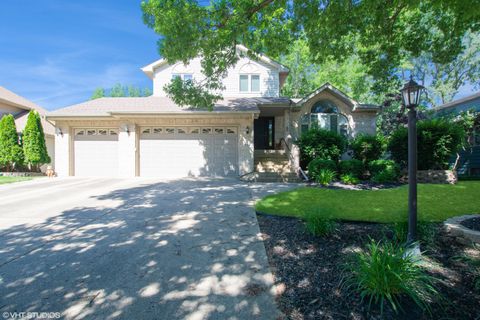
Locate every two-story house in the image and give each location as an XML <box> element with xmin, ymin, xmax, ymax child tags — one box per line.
<box><xmin>48</xmin><ymin>45</ymin><xmax>378</xmax><ymax>180</ymax></box>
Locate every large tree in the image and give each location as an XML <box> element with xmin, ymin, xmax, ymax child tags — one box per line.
<box><xmin>90</xmin><ymin>84</ymin><xmax>152</xmax><ymax>100</ymax></box>
<box><xmin>411</xmin><ymin>32</ymin><xmax>480</xmax><ymax>106</ymax></box>
<box><xmin>22</xmin><ymin>111</ymin><xmax>50</xmax><ymax>171</ymax></box>
<box><xmin>279</xmin><ymin>38</ymin><xmax>377</xmax><ymax>103</ymax></box>
<box><xmin>141</xmin><ymin>0</ymin><xmax>480</xmax><ymax>109</ymax></box>
<box><xmin>0</xmin><ymin>114</ymin><xmax>24</xmax><ymax>172</ymax></box>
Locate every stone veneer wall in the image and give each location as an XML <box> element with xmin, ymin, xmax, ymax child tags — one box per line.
<box><xmin>416</xmin><ymin>170</ymin><xmax>458</xmax><ymax>184</ymax></box>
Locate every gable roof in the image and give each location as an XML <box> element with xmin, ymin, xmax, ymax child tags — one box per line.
<box><xmin>434</xmin><ymin>91</ymin><xmax>480</xmax><ymax>112</ymax></box>
<box><xmin>141</xmin><ymin>44</ymin><xmax>289</xmax><ymax>79</ymax></box>
<box><xmin>295</xmin><ymin>83</ymin><xmax>379</xmax><ymax>112</ymax></box>
<box><xmin>47</xmin><ymin>96</ymin><xmax>295</xmax><ymax>118</ymax></box>
<box><xmin>0</xmin><ymin>86</ymin><xmax>54</xmax><ymax>136</ymax></box>
<box><xmin>0</xmin><ymin>86</ymin><xmax>48</xmax><ymax>114</ymax></box>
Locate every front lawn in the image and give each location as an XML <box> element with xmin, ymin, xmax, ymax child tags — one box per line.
<box><xmin>0</xmin><ymin>176</ymin><xmax>35</xmax><ymax>185</ymax></box>
<box><xmin>255</xmin><ymin>181</ymin><xmax>480</xmax><ymax>223</ymax></box>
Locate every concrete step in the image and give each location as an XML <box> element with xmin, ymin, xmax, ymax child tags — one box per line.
<box><xmin>240</xmin><ymin>172</ymin><xmax>303</xmax><ymax>183</ymax></box>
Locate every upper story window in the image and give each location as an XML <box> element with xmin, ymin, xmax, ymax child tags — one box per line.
<box><xmin>301</xmin><ymin>100</ymin><xmax>349</xmax><ymax>137</ymax></box>
<box><xmin>239</xmin><ymin>74</ymin><xmax>260</xmax><ymax>93</ymax></box>
<box><xmin>172</xmin><ymin>74</ymin><xmax>193</xmax><ymax>81</ymax></box>
<box><xmin>473</xmin><ymin>125</ymin><xmax>480</xmax><ymax>146</ymax></box>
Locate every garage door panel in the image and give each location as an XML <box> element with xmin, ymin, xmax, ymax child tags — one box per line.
<box><xmin>140</xmin><ymin>128</ymin><xmax>237</xmax><ymax>178</ymax></box>
<box><xmin>74</xmin><ymin>134</ymin><xmax>119</xmax><ymax>177</ymax></box>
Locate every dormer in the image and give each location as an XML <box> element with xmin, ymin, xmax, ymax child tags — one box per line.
<box><xmin>141</xmin><ymin>45</ymin><xmax>289</xmax><ymax>98</ymax></box>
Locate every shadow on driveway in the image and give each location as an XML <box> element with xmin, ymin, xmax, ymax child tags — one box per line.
<box><xmin>0</xmin><ymin>178</ymin><xmax>290</xmax><ymax>320</ymax></box>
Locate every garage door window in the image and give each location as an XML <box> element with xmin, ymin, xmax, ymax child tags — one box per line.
<box><xmin>153</xmin><ymin>127</ymin><xmax>162</xmax><ymax>134</ymax></box>
<box><xmin>202</xmin><ymin>128</ymin><xmax>212</xmax><ymax>134</ymax></box>
<box><xmin>214</xmin><ymin>128</ymin><xmax>224</xmax><ymax>134</ymax></box>
<box><xmin>226</xmin><ymin>128</ymin><xmax>237</xmax><ymax>134</ymax></box>
<box><xmin>190</xmin><ymin>128</ymin><xmax>200</xmax><ymax>134</ymax></box>
<box><xmin>177</xmin><ymin>128</ymin><xmax>187</xmax><ymax>134</ymax></box>
<box><xmin>75</xmin><ymin>128</ymin><xmax>119</xmax><ymax>136</ymax></box>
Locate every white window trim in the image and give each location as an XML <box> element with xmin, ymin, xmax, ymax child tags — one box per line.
<box><xmin>239</xmin><ymin>74</ymin><xmax>261</xmax><ymax>93</ymax></box>
<box><xmin>172</xmin><ymin>73</ymin><xmax>193</xmax><ymax>81</ymax></box>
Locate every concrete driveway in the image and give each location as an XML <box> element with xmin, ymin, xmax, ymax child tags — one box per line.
<box><xmin>0</xmin><ymin>177</ymin><xmax>294</xmax><ymax>320</ymax></box>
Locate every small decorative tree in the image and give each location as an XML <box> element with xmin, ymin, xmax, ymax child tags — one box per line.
<box><xmin>0</xmin><ymin>114</ymin><xmax>24</xmax><ymax>172</ymax></box>
<box><xmin>22</xmin><ymin>110</ymin><xmax>50</xmax><ymax>171</ymax></box>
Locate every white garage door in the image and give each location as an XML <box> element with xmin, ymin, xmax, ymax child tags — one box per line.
<box><xmin>74</xmin><ymin>128</ymin><xmax>119</xmax><ymax>177</ymax></box>
<box><xmin>140</xmin><ymin>126</ymin><xmax>238</xmax><ymax>178</ymax></box>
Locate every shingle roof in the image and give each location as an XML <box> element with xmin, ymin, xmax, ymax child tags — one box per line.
<box><xmin>48</xmin><ymin>96</ymin><xmax>292</xmax><ymax>117</ymax></box>
<box><xmin>0</xmin><ymin>86</ymin><xmax>48</xmax><ymax>114</ymax></box>
<box><xmin>0</xmin><ymin>86</ymin><xmax>54</xmax><ymax>136</ymax></box>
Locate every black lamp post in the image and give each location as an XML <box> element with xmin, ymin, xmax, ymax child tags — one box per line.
<box><xmin>400</xmin><ymin>78</ymin><xmax>425</xmax><ymax>245</ymax></box>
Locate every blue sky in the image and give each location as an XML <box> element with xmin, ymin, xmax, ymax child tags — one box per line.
<box><xmin>0</xmin><ymin>1</ymin><xmax>477</xmax><ymax>111</ymax></box>
<box><xmin>0</xmin><ymin>0</ymin><xmax>159</xmax><ymax>110</ymax></box>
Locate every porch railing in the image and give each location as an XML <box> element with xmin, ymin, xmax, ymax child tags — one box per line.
<box><xmin>278</xmin><ymin>138</ymin><xmax>309</xmax><ymax>181</ymax></box>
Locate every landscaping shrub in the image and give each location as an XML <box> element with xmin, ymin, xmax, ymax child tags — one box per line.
<box><xmin>0</xmin><ymin>114</ymin><xmax>24</xmax><ymax>172</ymax></box>
<box><xmin>22</xmin><ymin>110</ymin><xmax>50</xmax><ymax>171</ymax></box>
<box><xmin>369</xmin><ymin>160</ymin><xmax>400</xmax><ymax>183</ymax></box>
<box><xmin>340</xmin><ymin>173</ymin><xmax>360</xmax><ymax>185</ymax></box>
<box><xmin>392</xmin><ymin>222</ymin><xmax>437</xmax><ymax>247</ymax></box>
<box><xmin>315</xmin><ymin>168</ymin><xmax>336</xmax><ymax>185</ymax></box>
<box><xmin>343</xmin><ymin>239</ymin><xmax>438</xmax><ymax>314</ymax></box>
<box><xmin>308</xmin><ymin>159</ymin><xmax>337</xmax><ymax>177</ymax></box>
<box><xmin>388</xmin><ymin>119</ymin><xmax>465</xmax><ymax>170</ymax></box>
<box><xmin>297</xmin><ymin>128</ymin><xmax>346</xmax><ymax>167</ymax></box>
<box><xmin>350</xmin><ymin>134</ymin><xmax>385</xmax><ymax>164</ymax></box>
<box><xmin>339</xmin><ymin>159</ymin><xmax>364</xmax><ymax>177</ymax></box>
<box><xmin>305</xmin><ymin>213</ymin><xmax>337</xmax><ymax>236</ymax></box>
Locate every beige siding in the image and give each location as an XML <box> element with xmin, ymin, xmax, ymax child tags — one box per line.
<box><xmin>152</xmin><ymin>57</ymin><xmax>280</xmax><ymax>98</ymax></box>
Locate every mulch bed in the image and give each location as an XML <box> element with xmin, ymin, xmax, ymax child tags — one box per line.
<box><xmin>461</xmin><ymin>217</ymin><xmax>480</xmax><ymax>232</ymax></box>
<box><xmin>257</xmin><ymin>214</ymin><xmax>480</xmax><ymax>320</ymax></box>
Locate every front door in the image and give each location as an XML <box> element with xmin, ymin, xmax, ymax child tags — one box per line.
<box><xmin>254</xmin><ymin>117</ymin><xmax>275</xmax><ymax>149</ymax></box>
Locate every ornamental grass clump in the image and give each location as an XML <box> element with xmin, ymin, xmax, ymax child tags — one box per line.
<box><xmin>305</xmin><ymin>213</ymin><xmax>337</xmax><ymax>237</ymax></box>
<box><xmin>315</xmin><ymin>168</ymin><xmax>336</xmax><ymax>185</ymax></box>
<box><xmin>343</xmin><ymin>240</ymin><xmax>438</xmax><ymax>314</ymax></box>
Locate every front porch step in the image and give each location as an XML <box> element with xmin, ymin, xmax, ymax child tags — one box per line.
<box><xmin>255</xmin><ymin>163</ymin><xmax>293</xmax><ymax>173</ymax></box>
<box><xmin>240</xmin><ymin>172</ymin><xmax>303</xmax><ymax>183</ymax></box>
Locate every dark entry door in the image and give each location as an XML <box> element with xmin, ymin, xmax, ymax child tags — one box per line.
<box><xmin>254</xmin><ymin>117</ymin><xmax>275</xmax><ymax>149</ymax></box>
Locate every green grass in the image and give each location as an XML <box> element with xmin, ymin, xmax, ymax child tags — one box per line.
<box><xmin>255</xmin><ymin>181</ymin><xmax>480</xmax><ymax>223</ymax></box>
<box><xmin>0</xmin><ymin>176</ymin><xmax>35</xmax><ymax>185</ymax></box>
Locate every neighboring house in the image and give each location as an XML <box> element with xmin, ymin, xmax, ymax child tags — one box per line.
<box><xmin>48</xmin><ymin>45</ymin><xmax>378</xmax><ymax>178</ymax></box>
<box><xmin>0</xmin><ymin>86</ymin><xmax>55</xmax><ymax>171</ymax></box>
<box><xmin>433</xmin><ymin>91</ymin><xmax>480</xmax><ymax>177</ymax></box>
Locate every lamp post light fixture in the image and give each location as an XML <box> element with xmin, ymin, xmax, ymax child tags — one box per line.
<box><xmin>400</xmin><ymin>78</ymin><xmax>425</xmax><ymax>246</ymax></box>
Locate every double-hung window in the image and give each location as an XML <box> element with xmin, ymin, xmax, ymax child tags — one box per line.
<box><xmin>239</xmin><ymin>74</ymin><xmax>260</xmax><ymax>93</ymax></box>
<box><xmin>172</xmin><ymin>74</ymin><xmax>193</xmax><ymax>81</ymax></box>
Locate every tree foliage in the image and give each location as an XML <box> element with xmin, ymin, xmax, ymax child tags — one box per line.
<box><xmin>91</xmin><ymin>87</ymin><xmax>105</xmax><ymax>100</ymax></box>
<box><xmin>412</xmin><ymin>32</ymin><xmax>480</xmax><ymax>106</ymax></box>
<box><xmin>279</xmin><ymin>38</ymin><xmax>377</xmax><ymax>102</ymax></box>
<box><xmin>91</xmin><ymin>84</ymin><xmax>152</xmax><ymax>100</ymax></box>
<box><xmin>22</xmin><ymin>111</ymin><xmax>50</xmax><ymax>169</ymax></box>
<box><xmin>141</xmin><ymin>0</ymin><xmax>480</xmax><ymax>108</ymax></box>
<box><xmin>0</xmin><ymin>114</ymin><xmax>23</xmax><ymax>171</ymax></box>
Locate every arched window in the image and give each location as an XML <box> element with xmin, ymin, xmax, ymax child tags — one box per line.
<box><xmin>301</xmin><ymin>100</ymin><xmax>349</xmax><ymax>136</ymax></box>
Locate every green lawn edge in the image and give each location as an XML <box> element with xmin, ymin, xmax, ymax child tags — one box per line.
<box><xmin>0</xmin><ymin>176</ymin><xmax>36</xmax><ymax>185</ymax></box>
<box><xmin>255</xmin><ymin>181</ymin><xmax>480</xmax><ymax>223</ymax></box>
